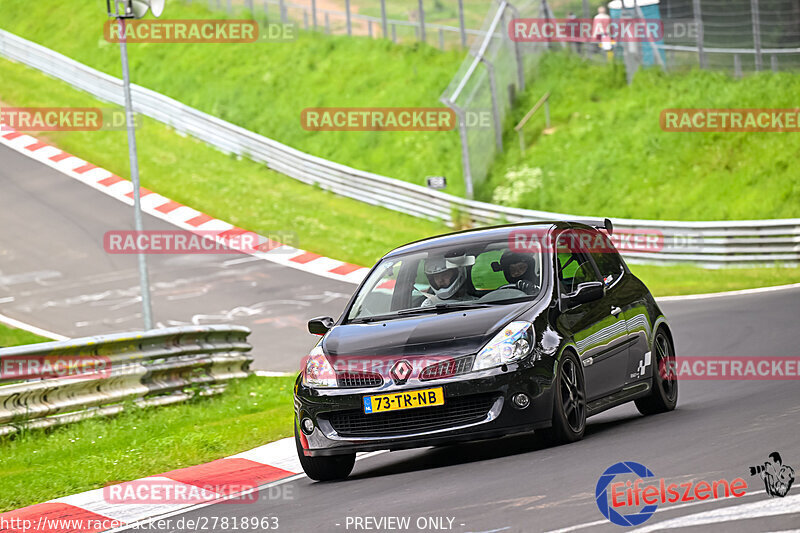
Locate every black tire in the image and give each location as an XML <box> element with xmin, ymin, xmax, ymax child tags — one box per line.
<box><xmin>294</xmin><ymin>425</ymin><xmax>355</xmax><ymax>481</ymax></box>
<box><xmin>539</xmin><ymin>351</ymin><xmax>586</xmax><ymax>445</ymax></box>
<box><xmin>635</xmin><ymin>328</ymin><xmax>678</xmax><ymax>415</ymax></box>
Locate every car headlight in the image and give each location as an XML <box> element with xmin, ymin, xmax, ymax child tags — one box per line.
<box><xmin>301</xmin><ymin>344</ymin><xmax>337</xmax><ymax>387</ymax></box>
<box><xmin>473</xmin><ymin>321</ymin><xmax>534</xmax><ymax>371</ymax></box>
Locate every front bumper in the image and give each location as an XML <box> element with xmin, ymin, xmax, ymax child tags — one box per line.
<box><xmin>294</xmin><ymin>362</ymin><xmax>556</xmax><ymax>456</ymax></box>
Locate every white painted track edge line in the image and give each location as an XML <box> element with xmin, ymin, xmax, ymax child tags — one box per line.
<box><xmin>0</xmin><ymin>312</ymin><xmax>67</xmax><ymax>341</ymax></box>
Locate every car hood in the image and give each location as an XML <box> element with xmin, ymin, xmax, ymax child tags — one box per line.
<box><xmin>323</xmin><ymin>303</ymin><xmax>530</xmax><ymax>363</ymax></box>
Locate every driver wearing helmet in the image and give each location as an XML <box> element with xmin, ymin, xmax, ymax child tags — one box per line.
<box><xmin>496</xmin><ymin>251</ymin><xmax>539</xmax><ymax>294</ymax></box>
<box><xmin>422</xmin><ymin>255</ymin><xmax>475</xmax><ymax>305</ymax></box>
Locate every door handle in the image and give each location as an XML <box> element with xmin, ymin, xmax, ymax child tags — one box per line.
<box><xmin>611</xmin><ymin>306</ymin><xmax>622</xmax><ymax>317</ymax></box>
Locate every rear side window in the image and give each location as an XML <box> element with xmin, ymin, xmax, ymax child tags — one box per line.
<box><xmin>556</xmin><ymin>231</ymin><xmax>598</xmax><ymax>294</ymax></box>
<box><xmin>588</xmin><ymin>232</ymin><xmax>624</xmax><ymax>285</ymax></box>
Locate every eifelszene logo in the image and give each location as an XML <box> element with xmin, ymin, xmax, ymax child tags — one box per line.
<box><xmin>749</xmin><ymin>452</ymin><xmax>795</xmax><ymax>498</ymax></box>
<box><xmin>595</xmin><ymin>461</ymin><xmax>748</xmax><ymax>527</ymax></box>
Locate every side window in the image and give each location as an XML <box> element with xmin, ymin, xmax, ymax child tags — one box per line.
<box><xmin>556</xmin><ymin>231</ymin><xmax>598</xmax><ymax>294</ymax></box>
<box><xmin>589</xmin><ymin>232</ymin><xmax>624</xmax><ymax>286</ymax></box>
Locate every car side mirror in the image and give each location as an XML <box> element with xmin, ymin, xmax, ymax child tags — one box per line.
<box><xmin>308</xmin><ymin>316</ymin><xmax>335</xmax><ymax>335</ymax></box>
<box><xmin>561</xmin><ymin>281</ymin><xmax>604</xmax><ymax>310</ymax></box>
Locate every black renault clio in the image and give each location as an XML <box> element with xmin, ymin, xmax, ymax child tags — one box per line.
<box><xmin>294</xmin><ymin>221</ymin><xmax>677</xmax><ymax>480</ymax></box>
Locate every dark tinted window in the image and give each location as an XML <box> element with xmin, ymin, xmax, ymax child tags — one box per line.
<box><xmin>589</xmin><ymin>233</ymin><xmax>624</xmax><ymax>284</ymax></box>
<box><xmin>556</xmin><ymin>230</ymin><xmax>598</xmax><ymax>294</ymax></box>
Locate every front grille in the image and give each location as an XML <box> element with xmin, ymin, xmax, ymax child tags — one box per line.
<box><xmin>326</xmin><ymin>394</ymin><xmax>498</xmax><ymax>437</ymax></box>
<box><xmin>336</xmin><ymin>371</ymin><xmax>383</xmax><ymax>388</ymax></box>
<box><xmin>419</xmin><ymin>355</ymin><xmax>475</xmax><ymax>381</ymax></box>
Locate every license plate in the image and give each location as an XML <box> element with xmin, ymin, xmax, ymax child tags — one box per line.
<box><xmin>363</xmin><ymin>387</ymin><xmax>444</xmax><ymax>414</ymax></box>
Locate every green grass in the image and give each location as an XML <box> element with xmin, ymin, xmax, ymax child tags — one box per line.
<box><xmin>486</xmin><ymin>52</ymin><xmax>800</xmax><ymax>220</ymax></box>
<box><xmin>0</xmin><ymin>57</ymin><xmax>448</xmax><ymax>267</ymax></box>
<box><xmin>0</xmin><ymin>324</ymin><xmax>51</xmax><ymax>347</ymax></box>
<box><xmin>0</xmin><ymin>0</ymin><xmax>467</xmax><ymax>195</ymax></box>
<box><xmin>3</xmin><ymin>56</ymin><xmax>800</xmax><ymax>296</ymax></box>
<box><xmin>0</xmin><ymin>375</ymin><xmax>295</xmax><ymax>512</ymax></box>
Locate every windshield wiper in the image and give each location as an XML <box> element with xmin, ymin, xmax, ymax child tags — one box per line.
<box><xmin>396</xmin><ymin>302</ymin><xmax>494</xmax><ymax>315</ymax></box>
<box><xmin>348</xmin><ymin>302</ymin><xmax>494</xmax><ymax>323</ymax></box>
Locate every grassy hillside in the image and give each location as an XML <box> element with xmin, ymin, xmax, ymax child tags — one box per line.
<box><xmin>4</xmin><ymin>58</ymin><xmax>800</xmax><ymax>297</ymax></box>
<box><xmin>485</xmin><ymin>53</ymin><xmax>800</xmax><ymax>220</ymax></box>
<box><xmin>0</xmin><ymin>0</ymin><xmax>468</xmax><ymax>193</ymax></box>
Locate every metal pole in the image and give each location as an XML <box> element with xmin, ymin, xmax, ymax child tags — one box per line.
<box><xmin>391</xmin><ymin>23</ymin><xmax>397</xmax><ymax>43</ymax></box>
<box><xmin>117</xmin><ymin>18</ymin><xmax>153</xmax><ymax>331</ymax></box>
<box><xmin>418</xmin><ymin>0</ymin><xmax>426</xmax><ymax>43</ymax></box>
<box><xmin>226</xmin><ymin>0</ymin><xmax>232</xmax><ymax>14</ymax></box>
<box><xmin>448</xmin><ymin>103</ymin><xmax>474</xmax><ymax>199</ymax></box>
<box><xmin>458</xmin><ymin>0</ymin><xmax>467</xmax><ymax>48</ymax></box>
<box><xmin>279</xmin><ymin>0</ymin><xmax>286</xmax><ymax>23</ymax></box>
<box><xmin>482</xmin><ymin>58</ymin><xmax>503</xmax><ymax>152</ymax></box>
<box><xmin>439</xmin><ymin>28</ymin><xmax>444</xmax><ymax>50</ymax></box>
<box><xmin>751</xmin><ymin>0</ymin><xmax>762</xmax><ymax>71</ymax></box>
<box><xmin>380</xmin><ymin>0</ymin><xmax>388</xmax><ymax>38</ymax></box>
<box><xmin>246</xmin><ymin>0</ymin><xmax>254</xmax><ymax>14</ymax></box>
<box><xmin>368</xmin><ymin>20</ymin><xmax>373</xmax><ymax>37</ymax></box>
<box><xmin>303</xmin><ymin>10</ymin><xmax>309</xmax><ymax>30</ymax></box>
<box><xmin>582</xmin><ymin>0</ymin><xmax>590</xmax><ymax>18</ymax></box>
<box><xmin>508</xmin><ymin>3</ymin><xmax>525</xmax><ymax>91</ymax></box>
<box><xmin>692</xmin><ymin>0</ymin><xmax>706</xmax><ymax>69</ymax></box>
<box><xmin>771</xmin><ymin>54</ymin><xmax>778</xmax><ymax>72</ymax></box>
<box><xmin>345</xmin><ymin>0</ymin><xmax>352</xmax><ymax>35</ymax></box>
<box><xmin>325</xmin><ymin>12</ymin><xmax>330</xmax><ymax>33</ymax></box>
<box><xmin>311</xmin><ymin>0</ymin><xmax>317</xmax><ymax>29</ymax></box>
<box><xmin>734</xmin><ymin>53</ymin><xmax>742</xmax><ymax>78</ymax></box>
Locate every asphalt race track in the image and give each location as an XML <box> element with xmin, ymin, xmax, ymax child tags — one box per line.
<box><xmin>124</xmin><ymin>285</ymin><xmax>800</xmax><ymax>533</ymax></box>
<box><xmin>3</xmin><ymin>144</ymin><xmax>800</xmax><ymax>532</ymax></box>
<box><xmin>0</xmin><ymin>144</ymin><xmax>354</xmax><ymax>371</ymax></box>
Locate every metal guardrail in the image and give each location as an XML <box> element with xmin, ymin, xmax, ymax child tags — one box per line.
<box><xmin>0</xmin><ymin>325</ymin><xmax>253</xmax><ymax>435</ymax></box>
<box><xmin>1</xmin><ymin>29</ymin><xmax>798</xmax><ymax>267</ymax></box>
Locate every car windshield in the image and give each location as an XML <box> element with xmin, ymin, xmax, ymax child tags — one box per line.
<box><xmin>347</xmin><ymin>236</ymin><xmax>544</xmax><ymax>322</ymax></box>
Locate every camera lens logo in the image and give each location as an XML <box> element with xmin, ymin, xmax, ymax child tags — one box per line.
<box><xmin>749</xmin><ymin>452</ymin><xmax>795</xmax><ymax>498</ymax></box>
<box><xmin>596</xmin><ymin>461</ymin><xmax>658</xmax><ymax>527</ymax></box>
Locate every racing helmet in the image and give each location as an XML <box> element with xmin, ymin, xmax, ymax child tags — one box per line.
<box><xmin>499</xmin><ymin>251</ymin><xmax>538</xmax><ymax>285</ymax></box>
<box><xmin>424</xmin><ymin>256</ymin><xmax>467</xmax><ymax>300</ymax></box>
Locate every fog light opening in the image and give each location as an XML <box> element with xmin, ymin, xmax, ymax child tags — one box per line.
<box><xmin>301</xmin><ymin>417</ymin><xmax>315</xmax><ymax>434</ymax></box>
<box><xmin>512</xmin><ymin>393</ymin><xmax>530</xmax><ymax>409</ymax></box>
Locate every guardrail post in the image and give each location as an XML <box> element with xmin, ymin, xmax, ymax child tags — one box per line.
<box><xmin>346</xmin><ymin>0</ymin><xmax>352</xmax><ymax>35</ymax></box>
<box><xmin>751</xmin><ymin>0</ymin><xmax>762</xmax><ymax>71</ymax></box>
<box><xmin>692</xmin><ymin>0</ymin><xmax>706</xmax><ymax>69</ymax></box>
<box><xmin>381</xmin><ymin>0</ymin><xmax>388</xmax><ymax>39</ymax></box>
<box><xmin>311</xmin><ymin>0</ymin><xmax>317</xmax><ymax>29</ymax></box>
<box><xmin>458</xmin><ymin>0</ymin><xmax>467</xmax><ymax>48</ymax></box>
<box><xmin>418</xmin><ymin>0</ymin><xmax>426</xmax><ymax>43</ymax></box>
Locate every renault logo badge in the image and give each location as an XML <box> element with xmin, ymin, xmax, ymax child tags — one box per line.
<box><xmin>390</xmin><ymin>360</ymin><xmax>413</xmax><ymax>384</ymax></box>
